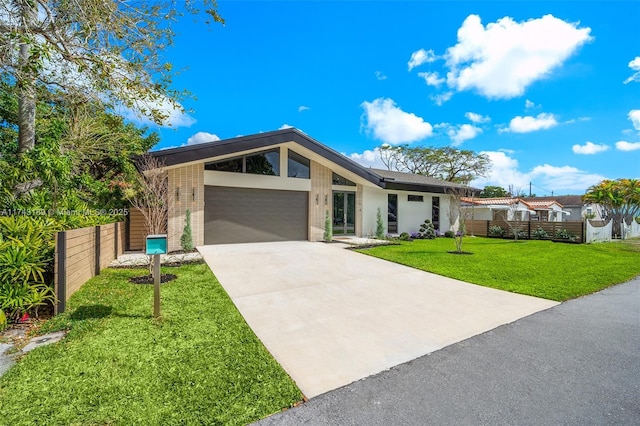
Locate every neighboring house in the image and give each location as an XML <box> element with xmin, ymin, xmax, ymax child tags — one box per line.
<box><xmin>461</xmin><ymin>197</ymin><xmax>568</xmax><ymax>222</ymax></box>
<box><xmin>148</xmin><ymin>128</ymin><xmax>473</xmax><ymax>251</ymax></box>
<box><xmin>522</xmin><ymin>196</ymin><xmax>602</xmax><ymax>221</ymax></box>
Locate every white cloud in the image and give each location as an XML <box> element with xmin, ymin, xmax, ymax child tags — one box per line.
<box><xmin>572</xmin><ymin>141</ymin><xmax>609</xmax><ymax>155</ymax></box>
<box><xmin>525</xmin><ymin>99</ymin><xmax>537</xmax><ymax>109</ymax></box>
<box><xmin>418</xmin><ymin>71</ymin><xmax>445</xmax><ymax>87</ymax></box>
<box><xmin>530</xmin><ymin>164</ymin><xmax>606</xmax><ymax>192</ymax></box>
<box><xmin>375</xmin><ymin>71</ymin><xmax>388</xmax><ymax>81</ymax></box>
<box><xmin>623</xmin><ymin>56</ymin><xmax>640</xmax><ymax>84</ymax></box>
<box><xmin>122</xmin><ymin>97</ymin><xmax>196</xmax><ymax>128</ymax></box>
<box><xmin>447</xmin><ymin>124</ymin><xmax>482</xmax><ymax>146</ymax></box>
<box><xmin>348</xmin><ymin>147</ymin><xmax>387</xmax><ymax>169</ymax></box>
<box><xmin>279</xmin><ymin>124</ymin><xmax>293</xmax><ymax>130</ymax></box>
<box><xmin>184</xmin><ymin>131</ymin><xmax>220</xmax><ymax>146</ymax></box>
<box><xmin>628</xmin><ymin>109</ymin><xmax>640</xmax><ymax>131</ymax></box>
<box><xmin>472</xmin><ymin>150</ymin><xmax>606</xmax><ymax>193</ymax></box>
<box><xmin>442</xmin><ymin>14</ymin><xmax>592</xmax><ymax>99</ymax></box>
<box><xmin>360</xmin><ymin>98</ymin><xmax>433</xmax><ymax>144</ymax></box>
<box><xmin>465</xmin><ymin>112</ymin><xmax>490</xmax><ymax>123</ymax></box>
<box><xmin>472</xmin><ymin>151</ymin><xmax>530</xmax><ymax>189</ymax></box>
<box><xmin>431</xmin><ymin>91</ymin><xmax>453</xmax><ymax>106</ymax></box>
<box><xmin>298</xmin><ymin>106</ymin><xmax>310</xmax><ymax>112</ymax></box>
<box><xmin>407</xmin><ymin>48</ymin><xmax>437</xmax><ymax>71</ymax></box>
<box><xmin>615</xmin><ymin>141</ymin><xmax>640</xmax><ymax>151</ymax></box>
<box><xmin>504</xmin><ymin>113</ymin><xmax>558</xmax><ymax>133</ymax></box>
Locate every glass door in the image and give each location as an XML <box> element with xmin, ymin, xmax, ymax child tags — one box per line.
<box><xmin>333</xmin><ymin>191</ymin><xmax>356</xmax><ymax>235</ymax></box>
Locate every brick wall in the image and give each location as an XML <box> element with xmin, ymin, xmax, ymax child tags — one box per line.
<box><xmin>167</xmin><ymin>163</ymin><xmax>204</xmax><ymax>252</ymax></box>
<box><xmin>309</xmin><ymin>161</ymin><xmax>332</xmax><ymax>241</ymax></box>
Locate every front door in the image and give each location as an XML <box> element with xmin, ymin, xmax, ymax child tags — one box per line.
<box><xmin>333</xmin><ymin>191</ymin><xmax>356</xmax><ymax>235</ymax></box>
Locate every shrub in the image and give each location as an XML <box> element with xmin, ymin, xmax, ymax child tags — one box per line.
<box><xmin>419</xmin><ymin>219</ymin><xmax>436</xmax><ymax>239</ymax></box>
<box><xmin>375</xmin><ymin>208</ymin><xmax>385</xmax><ymax>239</ymax></box>
<box><xmin>0</xmin><ymin>309</ymin><xmax>6</xmax><ymax>331</ymax></box>
<box><xmin>444</xmin><ymin>230</ymin><xmax>455</xmax><ymax>238</ymax></box>
<box><xmin>488</xmin><ymin>225</ymin><xmax>505</xmax><ymax>237</ymax></box>
<box><xmin>635</xmin><ymin>216</ymin><xmax>640</xmax><ymax>224</ymax></box>
<box><xmin>554</xmin><ymin>228</ymin><xmax>571</xmax><ymax>239</ymax></box>
<box><xmin>399</xmin><ymin>232</ymin><xmax>411</xmax><ymax>241</ymax></box>
<box><xmin>323</xmin><ymin>210</ymin><xmax>332</xmax><ymax>242</ymax></box>
<box><xmin>180</xmin><ymin>209</ymin><xmax>194</xmax><ymax>251</ymax></box>
<box><xmin>532</xmin><ymin>227</ymin><xmax>549</xmax><ymax>239</ymax></box>
<box><xmin>410</xmin><ymin>232</ymin><xmax>421</xmax><ymax>239</ymax></box>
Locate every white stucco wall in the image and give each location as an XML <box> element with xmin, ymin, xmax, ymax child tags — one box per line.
<box><xmin>361</xmin><ymin>186</ymin><xmax>452</xmax><ymax>236</ymax></box>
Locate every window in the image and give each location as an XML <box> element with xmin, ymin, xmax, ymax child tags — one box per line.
<box><xmin>432</xmin><ymin>196</ymin><xmax>440</xmax><ymax>230</ymax></box>
<box><xmin>408</xmin><ymin>195</ymin><xmax>424</xmax><ymax>202</ymax></box>
<box><xmin>205</xmin><ymin>156</ymin><xmax>243</xmax><ymax>173</ymax></box>
<box><xmin>205</xmin><ymin>149</ymin><xmax>280</xmax><ymax>176</ymax></box>
<box><xmin>332</xmin><ymin>172</ymin><xmax>356</xmax><ymax>186</ymax></box>
<box><xmin>288</xmin><ymin>150</ymin><xmax>310</xmax><ymax>179</ymax></box>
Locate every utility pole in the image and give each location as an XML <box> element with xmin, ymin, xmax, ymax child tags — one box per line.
<box><xmin>529</xmin><ymin>182</ymin><xmax>532</xmax><ymax>197</ymax></box>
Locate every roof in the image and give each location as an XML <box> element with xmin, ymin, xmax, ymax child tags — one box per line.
<box><xmin>149</xmin><ymin>128</ymin><xmax>476</xmax><ymax>195</ymax></box>
<box><xmin>523</xmin><ymin>195</ymin><xmax>583</xmax><ymax>207</ymax></box>
<box><xmin>462</xmin><ymin>197</ymin><xmax>566</xmax><ymax>212</ymax></box>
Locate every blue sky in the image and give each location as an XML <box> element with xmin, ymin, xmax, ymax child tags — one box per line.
<box><xmin>142</xmin><ymin>1</ymin><xmax>640</xmax><ymax>195</ymax></box>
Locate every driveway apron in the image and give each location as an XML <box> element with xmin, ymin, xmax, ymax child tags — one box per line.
<box><xmin>198</xmin><ymin>241</ymin><xmax>558</xmax><ymax>398</ymax></box>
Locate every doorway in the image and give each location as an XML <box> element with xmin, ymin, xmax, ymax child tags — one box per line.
<box><xmin>333</xmin><ymin>191</ymin><xmax>356</xmax><ymax>235</ymax></box>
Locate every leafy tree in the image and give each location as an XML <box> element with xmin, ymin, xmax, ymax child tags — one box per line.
<box><xmin>380</xmin><ymin>145</ymin><xmax>490</xmax><ymax>184</ymax></box>
<box><xmin>0</xmin><ymin>0</ymin><xmax>223</xmax><ymax>153</ymax></box>
<box><xmin>446</xmin><ymin>186</ymin><xmax>474</xmax><ymax>253</ymax></box>
<box><xmin>0</xmin><ymin>87</ymin><xmax>156</xmax><ymax>211</ymax></box>
<box><xmin>480</xmin><ymin>185</ymin><xmax>509</xmax><ymax>198</ymax></box>
<box><xmin>584</xmin><ymin>179</ymin><xmax>640</xmax><ymax>235</ymax></box>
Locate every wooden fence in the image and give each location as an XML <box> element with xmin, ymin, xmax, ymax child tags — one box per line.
<box><xmin>54</xmin><ymin>222</ymin><xmax>126</xmax><ymax>314</ymax></box>
<box><xmin>466</xmin><ymin>220</ymin><xmax>585</xmax><ymax>243</ymax></box>
<box><xmin>127</xmin><ymin>207</ymin><xmax>148</xmax><ymax>251</ymax></box>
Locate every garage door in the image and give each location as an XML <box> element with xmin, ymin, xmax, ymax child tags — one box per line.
<box><xmin>204</xmin><ymin>186</ymin><xmax>308</xmax><ymax>244</ymax></box>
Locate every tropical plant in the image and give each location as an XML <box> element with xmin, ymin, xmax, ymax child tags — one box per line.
<box><xmin>375</xmin><ymin>207</ymin><xmax>385</xmax><ymax>239</ymax></box>
<box><xmin>584</xmin><ymin>179</ymin><xmax>640</xmax><ymax>236</ymax></box>
<box><xmin>531</xmin><ymin>227</ymin><xmax>549</xmax><ymax>239</ymax></box>
<box><xmin>323</xmin><ymin>210</ymin><xmax>332</xmax><ymax>242</ymax></box>
<box><xmin>180</xmin><ymin>209</ymin><xmax>194</xmax><ymax>252</ymax></box>
<box><xmin>0</xmin><ymin>309</ymin><xmax>6</xmax><ymax>331</ymax></box>
<box><xmin>488</xmin><ymin>225</ymin><xmax>505</xmax><ymax>237</ymax></box>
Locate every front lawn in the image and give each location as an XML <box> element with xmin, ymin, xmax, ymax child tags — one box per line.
<box><xmin>0</xmin><ymin>263</ymin><xmax>302</xmax><ymax>425</ymax></box>
<box><xmin>358</xmin><ymin>238</ymin><xmax>640</xmax><ymax>301</ymax></box>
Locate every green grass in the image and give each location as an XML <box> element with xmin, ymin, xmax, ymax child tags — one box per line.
<box><xmin>358</xmin><ymin>238</ymin><xmax>640</xmax><ymax>301</ymax></box>
<box><xmin>0</xmin><ymin>263</ymin><xmax>302</xmax><ymax>425</ymax></box>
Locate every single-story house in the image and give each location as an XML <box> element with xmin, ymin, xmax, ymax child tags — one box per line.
<box><xmin>461</xmin><ymin>197</ymin><xmax>569</xmax><ymax>222</ymax></box>
<box><xmin>146</xmin><ymin>128</ymin><xmax>474</xmax><ymax>251</ymax></box>
<box><xmin>522</xmin><ymin>196</ymin><xmax>602</xmax><ymax>221</ymax></box>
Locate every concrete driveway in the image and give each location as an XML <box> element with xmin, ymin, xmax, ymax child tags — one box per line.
<box><xmin>198</xmin><ymin>241</ymin><xmax>558</xmax><ymax>398</ymax></box>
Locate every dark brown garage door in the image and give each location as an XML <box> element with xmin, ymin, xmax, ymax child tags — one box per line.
<box><xmin>204</xmin><ymin>186</ymin><xmax>308</xmax><ymax>244</ymax></box>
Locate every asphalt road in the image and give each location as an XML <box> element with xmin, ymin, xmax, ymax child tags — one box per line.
<box><xmin>257</xmin><ymin>278</ymin><xmax>640</xmax><ymax>426</ymax></box>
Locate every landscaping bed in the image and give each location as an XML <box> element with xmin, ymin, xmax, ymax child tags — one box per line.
<box><xmin>0</xmin><ymin>263</ymin><xmax>302</xmax><ymax>425</ymax></box>
<box><xmin>358</xmin><ymin>237</ymin><xmax>640</xmax><ymax>301</ymax></box>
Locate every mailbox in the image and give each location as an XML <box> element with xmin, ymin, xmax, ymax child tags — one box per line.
<box><xmin>146</xmin><ymin>234</ymin><xmax>167</xmax><ymax>255</ymax></box>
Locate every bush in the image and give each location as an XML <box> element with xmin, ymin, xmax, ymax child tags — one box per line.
<box><xmin>635</xmin><ymin>216</ymin><xmax>640</xmax><ymax>224</ymax></box>
<box><xmin>0</xmin><ymin>309</ymin><xmax>6</xmax><ymax>331</ymax></box>
<box><xmin>488</xmin><ymin>225</ymin><xmax>505</xmax><ymax>237</ymax></box>
<box><xmin>399</xmin><ymin>232</ymin><xmax>411</xmax><ymax>241</ymax></box>
<box><xmin>532</xmin><ymin>227</ymin><xmax>549</xmax><ymax>239</ymax></box>
<box><xmin>410</xmin><ymin>232</ymin><xmax>421</xmax><ymax>239</ymax></box>
<box><xmin>444</xmin><ymin>230</ymin><xmax>455</xmax><ymax>238</ymax></box>
<box><xmin>323</xmin><ymin>210</ymin><xmax>332</xmax><ymax>242</ymax></box>
<box><xmin>180</xmin><ymin>209</ymin><xmax>194</xmax><ymax>251</ymax></box>
<box><xmin>376</xmin><ymin>207</ymin><xmax>385</xmax><ymax>239</ymax></box>
<box><xmin>554</xmin><ymin>228</ymin><xmax>577</xmax><ymax>242</ymax></box>
<box><xmin>418</xmin><ymin>219</ymin><xmax>436</xmax><ymax>239</ymax></box>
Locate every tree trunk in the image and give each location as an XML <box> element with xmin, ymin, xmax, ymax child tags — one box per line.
<box><xmin>17</xmin><ymin>1</ymin><xmax>37</xmax><ymax>154</ymax></box>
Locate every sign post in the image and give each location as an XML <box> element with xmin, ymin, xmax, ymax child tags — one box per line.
<box><xmin>145</xmin><ymin>234</ymin><xmax>167</xmax><ymax>319</ymax></box>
